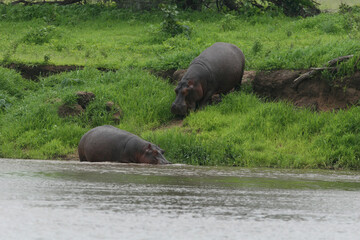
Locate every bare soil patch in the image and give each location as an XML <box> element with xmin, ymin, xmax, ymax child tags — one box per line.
<box><xmin>3</xmin><ymin>63</ymin><xmax>360</xmax><ymax>111</ymax></box>
<box><xmin>5</xmin><ymin>63</ymin><xmax>83</xmax><ymax>80</ymax></box>
<box><xmin>4</xmin><ymin>63</ymin><xmax>116</xmax><ymax>80</ymax></box>
<box><xmin>166</xmin><ymin>68</ymin><xmax>360</xmax><ymax>111</ymax></box>
<box><xmin>252</xmin><ymin>70</ymin><xmax>360</xmax><ymax>111</ymax></box>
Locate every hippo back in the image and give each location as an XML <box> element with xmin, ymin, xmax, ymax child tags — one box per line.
<box><xmin>192</xmin><ymin>42</ymin><xmax>245</xmax><ymax>92</ymax></box>
<box><xmin>78</xmin><ymin>125</ymin><xmax>135</xmax><ymax>162</ymax></box>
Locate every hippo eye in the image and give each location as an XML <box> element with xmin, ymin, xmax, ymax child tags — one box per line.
<box><xmin>181</xmin><ymin>88</ymin><xmax>188</xmax><ymax>96</ymax></box>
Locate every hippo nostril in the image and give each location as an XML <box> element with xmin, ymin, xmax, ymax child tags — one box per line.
<box><xmin>171</xmin><ymin>102</ymin><xmax>188</xmax><ymax>116</ymax></box>
<box><xmin>171</xmin><ymin>104</ymin><xmax>178</xmax><ymax>114</ymax></box>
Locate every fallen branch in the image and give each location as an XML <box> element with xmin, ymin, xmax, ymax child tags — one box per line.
<box><xmin>292</xmin><ymin>70</ymin><xmax>317</xmax><ymax>87</ymax></box>
<box><xmin>327</xmin><ymin>55</ymin><xmax>354</xmax><ymax>67</ymax></box>
<box><xmin>292</xmin><ymin>55</ymin><xmax>354</xmax><ymax>89</ymax></box>
<box><xmin>310</xmin><ymin>67</ymin><xmax>337</xmax><ymax>71</ymax></box>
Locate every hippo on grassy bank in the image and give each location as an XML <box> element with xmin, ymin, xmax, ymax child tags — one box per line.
<box><xmin>78</xmin><ymin>125</ymin><xmax>170</xmax><ymax>164</ymax></box>
<box><xmin>171</xmin><ymin>42</ymin><xmax>245</xmax><ymax>116</ymax></box>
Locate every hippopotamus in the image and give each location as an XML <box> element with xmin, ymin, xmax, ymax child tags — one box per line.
<box><xmin>171</xmin><ymin>42</ymin><xmax>245</xmax><ymax>116</ymax></box>
<box><xmin>78</xmin><ymin>125</ymin><xmax>170</xmax><ymax>164</ymax></box>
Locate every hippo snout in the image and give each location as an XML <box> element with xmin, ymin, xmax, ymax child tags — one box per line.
<box><xmin>158</xmin><ymin>155</ymin><xmax>171</xmax><ymax>164</ymax></box>
<box><xmin>171</xmin><ymin>103</ymin><xmax>187</xmax><ymax>116</ymax></box>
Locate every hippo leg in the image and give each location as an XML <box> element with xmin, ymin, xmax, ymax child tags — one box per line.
<box><xmin>198</xmin><ymin>90</ymin><xmax>215</xmax><ymax>109</ymax></box>
<box><xmin>234</xmin><ymin>69</ymin><xmax>245</xmax><ymax>91</ymax></box>
<box><xmin>234</xmin><ymin>80</ymin><xmax>243</xmax><ymax>91</ymax></box>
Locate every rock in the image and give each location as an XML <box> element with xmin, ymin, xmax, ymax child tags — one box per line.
<box><xmin>112</xmin><ymin>111</ymin><xmax>122</xmax><ymax>124</ymax></box>
<box><xmin>105</xmin><ymin>101</ymin><xmax>124</xmax><ymax>124</ymax></box>
<box><xmin>58</xmin><ymin>104</ymin><xmax>84</xmax><ymax>118</ymax></box>
<box><xmin>105</xmin><ymin>101</ymin><xmax>115</xmax><ymax>111</ymax></box>
<box><xmin>76</xmin><ymin>91</ymin><xmax>95</xmax><ymax>109</ymax></box>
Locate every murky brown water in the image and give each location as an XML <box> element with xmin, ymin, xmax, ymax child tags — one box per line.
<box><xmin>1</xmin><ymin>158</ymin><xmax>360</xmax><ymax>240</ymax></box>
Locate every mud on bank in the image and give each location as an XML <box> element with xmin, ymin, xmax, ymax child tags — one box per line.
<box><xmin>3</xmin><ymin>63</ymin><xmax>360</xmax><ymax>111</ymax></box>
<box><xmin>163</xmin><ymin>67</ymin><xmax>360</xmax><ymax>112</ymax></box>
<box><xmin>4</xmin><ymin>63</ymin><xmax>116</xmax><ymax>80</ymax></box>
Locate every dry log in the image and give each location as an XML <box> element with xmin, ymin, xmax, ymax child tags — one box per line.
<box><xmin>327</xmin><ymin>55</ymin><xmax>354</xmax><ymax>67</ymax></box>
<box><xmin>292</xmin><ymin>55</ymin><xmax>354</xmax><ymax>89</ymax></box>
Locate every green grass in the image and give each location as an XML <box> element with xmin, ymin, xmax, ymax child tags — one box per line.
<box><xmin>0</xmin><ymin>5</ymin><xmax>360</xmax><ymax>169</ymax></box>
<box><xmin>0</xmin><ymin>5</ymin><xmax>359</xmax><ymax>70</ymax></box>
<box><xmin>0</xmin><ymin>67</ymin><xmax>174</xmax><ymax>159</ymax></box>
<box><xmin>143</xmin><ymin>92</ymin><xmax>360</xmax><ymax>169</ymax></box>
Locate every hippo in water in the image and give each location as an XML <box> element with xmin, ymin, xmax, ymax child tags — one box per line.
<box><xmin>78</xmin><ymin>125</ymin><xmax>170</xmax><ymax>164</ymax></box>
<box><xmin>171</xmin><ymin>42</ymin><xmax>245</xmax><ymax>116</ymax></box>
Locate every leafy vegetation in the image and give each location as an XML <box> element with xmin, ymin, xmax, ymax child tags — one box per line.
<box><xmin>0</xmin><ymin>3</ymin><xmax>360</xmax><ymax>169</ymax></box>
<box><xmin>0</xmin><ymin>4</ymin><xmax>359</xmax><ymax>69</ymax></box>
<box><xmin>0</xmin><ymin>67</ymin><xmax>174</xmax><ymax>158</ymax></box>
<box><xmin>144</xmin><ymin>92</ymin><xmax>360</xmax><ymax>169</ymax></box>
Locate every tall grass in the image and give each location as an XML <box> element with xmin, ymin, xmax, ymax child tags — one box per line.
<box><xmin>0</xmin><ymin>67</ymin><xmax>174</xmax><ymax>159</ymax></box>
<box><xmin>143</xmin><ymin>92</ymin><xmax>360</xmax><ymax>169</ymax></box>
<box><xmin>0</xmin><ymin>5</ymin><xmax>359</xmax><ymax>70</ymax></box>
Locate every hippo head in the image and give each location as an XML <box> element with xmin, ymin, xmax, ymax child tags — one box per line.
<box><xmin>171</xmin><ymin>79</ymin><xmax>203</xmax><ymax>116</ymax></box>
<box><xmin>139</xmin><ymin>144</ymin><xmax>170</xmax><ymax>164</ymax></box>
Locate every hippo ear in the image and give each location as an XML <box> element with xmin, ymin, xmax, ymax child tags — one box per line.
<box><xmin>144</xmin><ymin>144</ymin><xmax>152</xmax><ymax>153</ymax></box>
<box><xmin>188</xmin><ymin>80</ymin><xmax>194</xmax><ymax>88</ymax></box>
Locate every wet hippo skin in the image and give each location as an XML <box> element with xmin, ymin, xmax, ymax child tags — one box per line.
<box><xmin>78</xmin><ymin>125</ymin><xmax>170</xmax><ymax>164</ymax></box>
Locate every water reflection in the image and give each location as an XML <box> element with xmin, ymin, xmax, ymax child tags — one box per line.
<box><xmin>0</xmin><ymin>158</ymin><xmax>360</xmax><ymax>240</ymax></box>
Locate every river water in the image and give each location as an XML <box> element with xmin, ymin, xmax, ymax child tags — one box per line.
<box><xmin>0</xmin><ymin>158</ymin><xmax>360</xmax><ymax>240</ymax></box>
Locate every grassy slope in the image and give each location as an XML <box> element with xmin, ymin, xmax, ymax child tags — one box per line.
<box><xmin>143</xmin><ymin>93</ymin><xmax>360</xmax><ymax>169</ymax></box>
<box><xmin>1</xmin><ymin>5</ymin><xmax>359</xmax><ymax>70</ymax></box>
<box><xmin>0</xmin><ymin>67</ymin><xmax>175</xmax><ymax>158</ymax></box>
<box><xmin>0</xmin><ymin>5</ymin><xmax>360</xmax><ymax>169</ymax></box>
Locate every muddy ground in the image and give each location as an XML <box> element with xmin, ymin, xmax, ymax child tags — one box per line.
<box><xmin>5</xmin><ymin>63</ymin><xmax>115</xmax><ymax>80</ymax></box>
<box><xmin>4</xmin><ymin>64</ymin><xmax>360</xmax><ymax>111</ymax></box>
<box><xmin>163</xmin><ymin>68</ymin><xmax>360</xmax><ymax>111</ymax></box>
<box><xmin>251</xmin><ymin>70</ymin><xmax>360</xmax><ymax>111</ymax></box>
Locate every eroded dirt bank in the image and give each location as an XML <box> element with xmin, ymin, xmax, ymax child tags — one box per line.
<box><xmin>4</xmin><ymin>63</ymin><xmax>115</xmax><ymax>80</ymax></box>
<box><xmin>252</xmin><ymin>70</ymin><xmax>360</xmax><ymax>111</ymax></box>
<box><xmin>3</xmin><ymin>63</ymin><xmax>360</xmax><ymax>111</ymax></box>
<box><xmin>173</xmin><ymin>68</ymin><xmax>360</xmax><ymax>111</ymax></box>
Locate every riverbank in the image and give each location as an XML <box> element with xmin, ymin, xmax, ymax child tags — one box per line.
<box><xmin>0</xmin><ymin>4</ymin><xmax>359</xmax><ymax>169</ymax></box>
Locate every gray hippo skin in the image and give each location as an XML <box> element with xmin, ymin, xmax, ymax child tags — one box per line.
<box><xmin>171</xmin><ymin>42</ymin><xmax>245</xmax><ymax>116</ymax></box>
<box><xmin>78</xmin><ymin>125</ymin><xmax>170</xmax><ymax>164</ymax></box>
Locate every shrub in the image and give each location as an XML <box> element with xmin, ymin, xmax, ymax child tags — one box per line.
<box><xmin>220</xmin><ymin>14</ymin><xmax>238</xmax><ymax>31</ymax></box>
<box><xmin>160</xmin><ymin>4</ymin><xmax>191</xmax><ymax>38</ymax></box>
<box><xmin>0</xmin><ymin>94</ymin><xmax>12</xmax><ymax>112</ymax></box>
<box><xmin>22</xmin><ymin>26</ymin><xmax>56</xmax><ymax>45</ymax></box>
<box><xmin>339</xmin><ymin>4</ymin><xmax>360</xmax><ymax>39</ymax></box>
<box><xmin>252</xmin><ymin>40</ymin><xmax>263</xmax><ymax>55</ymax></box>
<box><xmin>0</xmin><ymin>67</ymin><xmax>35</xmax><ymax>98</ymax></box>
